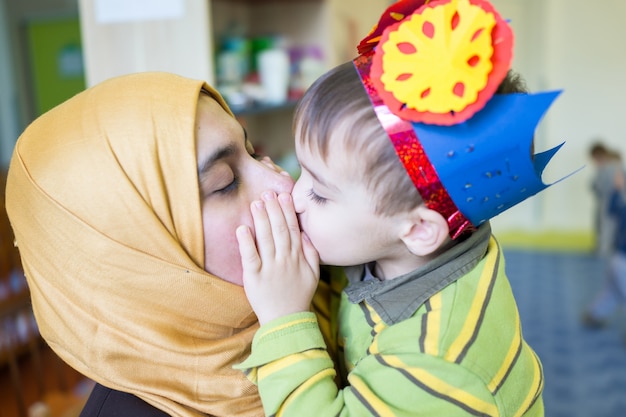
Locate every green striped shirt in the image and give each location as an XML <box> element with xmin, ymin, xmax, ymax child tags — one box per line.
<box><xmin>236</xmin><ymin>234</ymin><xmax>544</xmax><ymax>417</ymax></box>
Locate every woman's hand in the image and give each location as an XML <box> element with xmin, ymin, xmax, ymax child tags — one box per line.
<box><xmin>236</xmin><ymin>191</ymin><xmax>319</xmax><ymax>325</ymax></box>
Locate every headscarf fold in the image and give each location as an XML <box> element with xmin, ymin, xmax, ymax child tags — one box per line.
<box><xmin>6</xmin><ymin>72</ymin><xmax>262</xmax><ymax>417</ymax></box>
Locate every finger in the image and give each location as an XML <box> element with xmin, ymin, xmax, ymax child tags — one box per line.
<box><xmin>261</xmin><ymin>156</ymin><xmax>290</xmax><ymax>177</ymax></box>
<box><xmin>302</xmin><ymin>232</ymin><xmax>320</xmax><ymax>277</ymax></box>
<box><xmin>236</xmin><ymin>225</ymin><xmax>261</xmax><ymax>274</ymax></box>
<box><xmin>250</xmin><ymin>199</ymin><xmax>276</xmax><ymax>259</ymax></box>
<box><xmin>262</xmin><ymin>191</ymin><xmax>291</xmax><ymax>254</ymax></box>
<box><xmin>277</xmin><ymin>193</ymin><xmax>302</xmax><ymax>252</ymax></box>
<box><xmin>260</xmin><ymin>156</ymin><xmax>276</xmax><ymax>170</ymax></box>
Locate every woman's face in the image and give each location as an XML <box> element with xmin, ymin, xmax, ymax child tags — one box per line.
<box><xmin>196</xmin><ymin>95</ymin><xmax>294</xmax><ymax>285</ymax></box>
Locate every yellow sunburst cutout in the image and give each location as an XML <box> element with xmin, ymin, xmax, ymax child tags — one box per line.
<box><xmin>380</xmin><ymin>0</ymin><xmax>496</xmax><ymax>114</ymax></box>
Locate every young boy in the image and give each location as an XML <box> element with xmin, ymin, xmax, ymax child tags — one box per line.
<box><xmin>235</xmin><ymin>0</ymin><xmax>571</xmax><ymax>415</ymax></box>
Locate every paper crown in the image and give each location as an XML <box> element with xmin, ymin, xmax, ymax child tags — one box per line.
<box><xmin>354</xmin><ymin>0</ymin><xmax>568</xmax><ymax>238</ymax></box>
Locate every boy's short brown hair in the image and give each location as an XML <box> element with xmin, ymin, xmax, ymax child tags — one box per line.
<box><xmin>294</xmin><ymin>62</ymin><xmax>528</xmax><ymax>217</ymax></box>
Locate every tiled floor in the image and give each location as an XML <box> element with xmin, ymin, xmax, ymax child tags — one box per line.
<box><xmin>504</xmin><ymin>248</ymin><xmax>626</xmax><ymax>417</ymax></box>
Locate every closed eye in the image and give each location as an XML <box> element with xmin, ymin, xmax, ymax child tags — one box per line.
<box><xmin>306</xmin><ymin>189</ymin><xmax>328</xmax><ymax>205</ymax></box>
<box><xmin>215</xmin><ymin>176</ymin><xmax>241</xmax><ymax>194</ymax></box>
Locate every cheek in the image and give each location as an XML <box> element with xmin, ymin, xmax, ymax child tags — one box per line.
<box><xmin>201</xmin><ymin>206</ymin><xmax>252</xmax><ymax>286</ymax></box>
<box><xmin>301</xmin><ymin>207</ymin><xmax>381</xmax><ymax>266</ymax></box>
<box><xmin>300</xmin><ymin>208</ymin><xmax>349</xmax><ymax>257</ymax></box>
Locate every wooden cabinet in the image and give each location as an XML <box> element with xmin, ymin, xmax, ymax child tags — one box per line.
<box><xmin>78</xmin><ymin>0</ymin><xmax>387</xmax><ymax>160</ymax></box>
<box><xmin>0</xmin><ymin>171</ymin><xmax>35</xmax><ymax>369</ymax></box>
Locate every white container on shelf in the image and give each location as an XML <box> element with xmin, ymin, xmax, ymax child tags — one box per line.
<box><xmin>257</xmin><ymin>48</ymin><xmax>290</xmax><ymax>104</ymax></box>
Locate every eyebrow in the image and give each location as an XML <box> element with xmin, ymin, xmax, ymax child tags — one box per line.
<box><xmin>197</xmin><ymin>126</ymin><xmax>248</xmax><ymax>178</ymax></box>
<box><xmin>198</xmin><ymin>143</ymin><xmax>237</xmax><ymax>178</ymax></box>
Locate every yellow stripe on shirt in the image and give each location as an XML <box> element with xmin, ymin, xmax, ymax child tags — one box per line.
<box><xmin>513</xmin><ymin>349</ymin><xmax>544</xmax><ymax>417</ymax></box>
<box><xmin>422</xmin><ymin>292</ymin><xmax>442</xmax><ymax>356</ymax></box>
<box><xmin>488</xmin><ymin>312</ymin><xmax>522</xmax><ymax>394</ymax></box>
<box><xmin>362</xmin><ymin>302</ymin><xmax>388</xmax><ymax>337</ymax></box>
<box><xmin>277</xmin><ymin>368</ymin><xmax>337</xmax><ymax>417</ymax></box>
<box><xmin>259</xmin><ymin>349</ymin><xmax>329</xmax><ymax>381</ymax></box>
<box><xmin>349</xmin><ymin>373</ymin><xmax>397</xmax><ymax>417</ymax></box>
<box><xmin>445</xmin><ymin>238</ymin><xmax>500</xmax><ymax>364</ymax></box>
<box><xmin>260</xmin><ymin>316</ymin><xmax>319</xmax><ymax>340</ymax></box>
<box><xmin>378</xmin><ymin>354</ymin><xmax>498</xmax><ymax>417</ymax></box>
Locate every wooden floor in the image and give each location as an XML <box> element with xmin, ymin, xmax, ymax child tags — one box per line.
<box><xmin>0</xmin><ymin>340</ymin><xmax>93</xmax><ymax>417</ymax></box>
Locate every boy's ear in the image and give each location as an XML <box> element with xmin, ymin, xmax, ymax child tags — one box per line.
<box><xmin>400</xmin><ymin>205</ymin><xmax>450</xmax><ymax>257</ymax></box>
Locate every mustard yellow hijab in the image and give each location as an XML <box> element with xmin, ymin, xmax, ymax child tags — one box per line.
<box><xmin>6</xmin><ymin>72</ymin><xmax>262</xmax><ymax>416</ymax></box>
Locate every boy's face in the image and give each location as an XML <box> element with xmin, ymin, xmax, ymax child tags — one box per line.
<box><xmin>292</xmin><ymin>138</ymin><xmax>405</xmax><ymax>267</ymax></box>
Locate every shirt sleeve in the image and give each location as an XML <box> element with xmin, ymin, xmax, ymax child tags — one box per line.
<box><xmin>234</xmin><ymin>312</ymin><xmax>343</xmax><ymax>416</ymax></box>
<box><xmin>234</xmin><ymin>313</ymin><xmax>507</xmax><ymax>417</ymax></box>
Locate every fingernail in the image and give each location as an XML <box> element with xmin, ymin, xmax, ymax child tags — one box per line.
<box><xmin>262</xmin><ymin>191</ymin><xmax>276</xmax><ymax>200</ymax></box>
<box><xmin>278</xmin><ymin>193</ymin><xmax>291</xmax><ymax>203</ymax></box>
<box><xmin>253</xmin><ymin>200</ymin><xmax>264</xmax><ymax>209</ymax></box>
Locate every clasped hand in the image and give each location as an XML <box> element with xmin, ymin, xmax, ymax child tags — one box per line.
<box><xmin>236</xmin><ymin>191</ymin><xmax>319</xmax><ymax>325</ymax></box>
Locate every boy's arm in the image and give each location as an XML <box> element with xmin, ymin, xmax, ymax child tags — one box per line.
<box><xmin>234</xmin><ymin>312</ymin><xmax>511</xmax><ymax>417</ymax></box>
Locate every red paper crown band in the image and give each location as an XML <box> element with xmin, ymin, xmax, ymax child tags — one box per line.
<box><xmin>354</xmin><ymin>53</ymin><xmax>473</xmax><ymax>238</ymax></box>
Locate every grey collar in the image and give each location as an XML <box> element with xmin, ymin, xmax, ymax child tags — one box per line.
<box><xmin>343</xmin><ymin>223</ymin><xmax>491</xmax><ymax>325</ymax></box>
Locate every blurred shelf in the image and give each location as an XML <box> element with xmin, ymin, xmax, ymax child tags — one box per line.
<box><xmin>0</xmin><ymin>291</ymin><xmax>30</xmax><ymax>317</ymax></box>
<box><xmin>231</xmin><ymin>99</ymin><xmax>299</xmax><ymax>117</ymax></box>
<box><xmin>221</xmin><ymin>0</ymin><xmax>321</xmax><ymax>3</ymax></box>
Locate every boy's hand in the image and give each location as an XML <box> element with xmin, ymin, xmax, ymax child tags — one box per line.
<box><xmin>259</xmin><ymin>155</ymin><xmax>291</xmax><ymax>178</ymax></box>
<box><xmin>236</xmin><ymin>191</ymin><xmax>319</xmax><ymax>325</ymax></box>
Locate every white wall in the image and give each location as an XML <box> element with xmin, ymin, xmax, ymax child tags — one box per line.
<box><xmin>78</xmin><ymin>0</ymin><xmax>212</xmax><ymax>87</ymax></box>
<box><xmin>489</xmin><ymin>0</ymin><xmax>626</xmax><ymax>236</ymax></box>
<box><xmin>2</xmin><ymin>0</ymin><xmax>625</xmax><ymax>235</ymax></box>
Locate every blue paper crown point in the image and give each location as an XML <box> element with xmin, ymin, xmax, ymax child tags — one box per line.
<box><xmin>413</xmin><ymin>90</ymin><xmax>565</xmax><ymax>226</ymax></box>
<box><xmin>352</xmin><ymin>0</ymin><xmax>579</xmax><ymax>236</ymax></box>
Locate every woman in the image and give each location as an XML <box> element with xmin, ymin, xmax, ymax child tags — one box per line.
<box><xmin>5</xmin><ymin>72</ymin><xmax>293</xmax><ymax>416</ymax></box>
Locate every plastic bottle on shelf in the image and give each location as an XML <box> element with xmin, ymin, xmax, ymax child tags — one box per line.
<box><xmin>257</xmin><ymin>47</ymin><xmax>290</xmax><ymax>104</ymax></box>
<box><xmin>216</xmin><ymin>21</ymin><xmax>252</xmax><ymax>110</ymax></box>
<box><xmin>299</xmin><ymin>45</ymin><xmax>326</xmax><ymax>90</ymax></box>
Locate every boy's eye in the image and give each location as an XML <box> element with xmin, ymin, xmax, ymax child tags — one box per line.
<box><xmin>306</xmin><ymin>189</ymin><xmax>327</xmax><ymax>205</ymax></box>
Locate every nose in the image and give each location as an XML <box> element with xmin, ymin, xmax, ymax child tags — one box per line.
<box><xmin>252</xmin><ymin>159</ymin><xmax>294</xmax><ymax>196</ymax></box>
